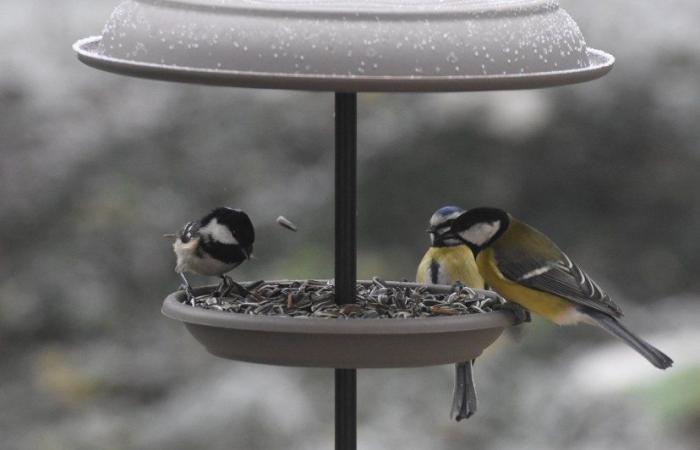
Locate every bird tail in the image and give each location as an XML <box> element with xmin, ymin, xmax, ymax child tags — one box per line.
<box><xmin>587</xmin><ymin>310</ymin><xmax>673</xmax><ymax>370</ymax></box>
<box><xmin>451</xmin><ymin>361</ymin><xmax>477</xmax><ymax>421</ymax></box>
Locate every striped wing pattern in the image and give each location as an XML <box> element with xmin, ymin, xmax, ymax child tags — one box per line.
<box><xmin>494</xmin><ymin>245</ymin><xmax>623</xmax><ymax>318</ymax></box>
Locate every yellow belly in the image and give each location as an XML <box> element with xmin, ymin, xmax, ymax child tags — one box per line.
<box><xmin>416</xmin><ymin>246</ymin><xmax>484</xmax><ymax>289</ymax></box>
<box><xmin>476</xmin><ymin>249</ymin><xmax>580</xmax><ymax>325</ymax></box>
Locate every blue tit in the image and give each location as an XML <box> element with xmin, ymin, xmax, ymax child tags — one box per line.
<box><xmin>417</xmin><ymin>206</ymin><xmax>485</xmax><ymax>421</ymax></box>
<box><xmin>448</xmin><ymin>207</ymin><xmax>672</xmax><ymax>369</ymax></box>
<box><xmin>167</xmin><ymin>207</ymin><xmax>255</xmax><ymax>300</ymax></box>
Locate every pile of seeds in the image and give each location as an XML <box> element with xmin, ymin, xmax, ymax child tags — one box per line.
<box><xmin>186</xmin><ymin>278</ymin><xmax>506</xmax><ymax>319</ymax></box>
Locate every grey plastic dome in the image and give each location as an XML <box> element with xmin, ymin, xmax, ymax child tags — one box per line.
<box><xmin>74</xmin><ymin>0</ymin><xmax>614</xmax><ymax>91</ymax></box>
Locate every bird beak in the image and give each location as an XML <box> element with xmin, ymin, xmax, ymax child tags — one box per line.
<box><xmin>163</xmin><ymin>233</ymin><xmax>177</xmax><ymax>239</ymax></box>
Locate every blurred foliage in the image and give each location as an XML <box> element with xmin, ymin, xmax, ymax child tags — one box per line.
<box><xmin>642</xmin><ymin>367</ymin><xmax>700</xmax><ymax>423</ymax></box>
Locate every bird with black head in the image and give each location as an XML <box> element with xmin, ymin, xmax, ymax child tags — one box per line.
<box><xmin>167</xmin><ymin>207</ymin><xmax>255</xmax><ymax>302</ymax></box>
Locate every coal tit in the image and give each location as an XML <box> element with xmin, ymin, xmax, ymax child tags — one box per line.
<box><xmin>169</xmin><ymin>207</ymin><xmax>255</xmax><ymax>299</ymax></box>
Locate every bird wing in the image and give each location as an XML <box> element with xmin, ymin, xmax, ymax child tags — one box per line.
<box><xmin>493</xmin><ymin>224</ymin><xmax>623</xmax><ymax>318</ymax></box>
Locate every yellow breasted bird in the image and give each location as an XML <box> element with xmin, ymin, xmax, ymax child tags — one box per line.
<box><xmin>417</xmin><ymin>206</ymin><xmax>485</xmax><ymax>421</ymax></box>
<box><xmin>447</xmin><ymin>207</ymin><xmax>673</xmax><ymax>369</ymax></box>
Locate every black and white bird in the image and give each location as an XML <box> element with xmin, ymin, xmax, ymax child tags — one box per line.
<box><xmin>167</xmin><ymin>207</ymin><xmax>255</xmax><ymax>299</ymax></box>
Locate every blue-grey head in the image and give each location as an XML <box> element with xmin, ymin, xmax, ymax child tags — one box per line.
<box><xmin>427</xmin><ymin>206</ymin><xmax>465</xmax><ymax>247</ymax></box>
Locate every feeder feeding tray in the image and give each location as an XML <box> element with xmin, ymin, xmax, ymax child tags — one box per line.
<box><xmin>74</xmin><ymin>0</ymin><xmax>614</xmax><ymax>92</ymax></box>
<box><xmin>162</xmin><ymin>280</ymin><xmax>517</xmax><ymax>368</ymax></box>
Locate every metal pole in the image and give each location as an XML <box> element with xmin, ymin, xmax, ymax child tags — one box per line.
<box><xmin>335</xmin><ymin>368</ymin><xmax>357</xmax><ymax>450</ymax></box>
<box><xmin>334</xmin><ymin>92</ymin><xmax>357</xmax><ymax>450</ymax></box>
<box><xmin>335</xmin><ymin>92</ymin><xmax>357</xmax><ymax>307</ymax></box>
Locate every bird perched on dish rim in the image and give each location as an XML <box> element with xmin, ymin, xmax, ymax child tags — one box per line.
<box><xmin>166</xmin><ymin>207</ymin><xmax>255</xmax><ymax>300</ymax></box>
<box><xmin>446</xmin><ymin>207</ymin><xmax>672</xmax><ymax>370</ymax></box>
<box><xmin>416</xmin><ymin>206</ymin><xmax>485</xmax><ymax>421</ymax></box>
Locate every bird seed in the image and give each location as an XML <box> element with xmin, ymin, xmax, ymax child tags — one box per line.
<box><xmin>185</xmin><ymin>278</ymin><xmax>505</xmax><ymax>319</ymax></box>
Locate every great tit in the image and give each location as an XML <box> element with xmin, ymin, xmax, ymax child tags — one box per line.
<box><xmin>448</xmin><ymin>207</ymin><xmax>673</xmax><ymax>369</ymax></box>
<box><xmin>167</xmin><ymin>207</ymin><xmax>255</xmax><ymax>300</ymax></box>
<box><xmin>417</xmin><ymin>206</ymin><xmax>485</xmax><ymax>421</ymax></box>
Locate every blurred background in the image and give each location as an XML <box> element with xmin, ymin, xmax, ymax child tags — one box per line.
<box><xmin>2</xmin><ymin>0</ymin><xmax>700</xmax><ymax>449</ymax></box>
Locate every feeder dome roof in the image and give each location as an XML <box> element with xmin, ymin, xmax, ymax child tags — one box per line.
<box><xmin>74</xmin><ymin>0</ymin><xmax>614</xmax><ymax>91</ymax></box>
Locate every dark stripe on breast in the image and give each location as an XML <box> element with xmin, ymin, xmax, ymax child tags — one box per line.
<box><xmin>429</xmin><ymin>259</ymin><xmax>440</xmax><ymax>284</ymax></box>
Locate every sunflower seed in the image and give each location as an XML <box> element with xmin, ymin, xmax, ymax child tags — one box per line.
<box><xmin>276</xmin><ymin>216</ymin><xmax>298</xmax><ymax>232</ymax></box>
<box><xmin>189</xmin><ymin>280</ymin><xmax>504</xmax><ymax>320</ymax></box>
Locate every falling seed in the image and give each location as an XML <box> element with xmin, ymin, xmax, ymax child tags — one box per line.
<box><xmin>276</xmin><ymin>216</ymin><xmax>298</xmax><ymax>232</ymax></box>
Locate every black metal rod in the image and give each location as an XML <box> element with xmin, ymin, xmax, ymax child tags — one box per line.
<box><xmin>335</xmin><ymin>368</ymin><xmax>357</xmax><ymax>450</ymax></box>
<box><xmin>335</xmin><ymin>92</ymin><xmax>357</xmax><ymax>306</ymax></box>
<box><xmin>334</xmin><ymin>92</ymin><xmax>357</xmax><ymax>450</ymax></box>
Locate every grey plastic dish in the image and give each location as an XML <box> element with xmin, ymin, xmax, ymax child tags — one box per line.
<box><xmin>73</xmin><ymin>0</ymin><xmax>614</xmax><ymax>92</ymax></box>
<box><xmin>161</xmin><ymin>281</ymin><xmax>516</xmax><ymax>368</ymax></box>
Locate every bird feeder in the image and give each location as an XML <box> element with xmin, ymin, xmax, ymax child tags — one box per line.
<box><xmin>74</xmin><ymin>0</ymin><xmax>613</xmax><ymax>448</ymax></box>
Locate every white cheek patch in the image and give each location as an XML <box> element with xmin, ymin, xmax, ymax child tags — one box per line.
<box><xmin>459</xmin><ymin>220</ymin><xmax>500</xmax><ymax>246</ymax></box>
<box><xmin>199</xmin><ymin>218</ymin><xmax>238</xmax><ymax>244</ymax></box>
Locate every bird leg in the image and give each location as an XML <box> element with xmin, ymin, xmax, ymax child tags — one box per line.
<box><xmin>214</xmin><ymin>275</ymin><xmax>250</xmax><ymax>298</ymax></box>
<box><xmin>495</xmin><ymin>301</ymin><xmax>531</xmax><ymax>325</ymax></box>
<box><xmin>495</xmin><ymin>302</ymin><xmax>531</xmax><ymax>342</ymax></box>
<box><xmin>213</xmin><ymin>276</ymin><xmax>231</xmax><ymax>297</ymax></box>
<box><xmin>228</xmin><ymin>278</ymin><xmax>251</xmax><ymax>297</ymax></box>
<box><xmin>451</xmin><ymin>360</ymin><xmax>478</xmax><ymax>421</ymax></box>
<box><xmin>179</xmin><ymin>273</ymin><xmax>196</xmax><ymax>305</ymax></box>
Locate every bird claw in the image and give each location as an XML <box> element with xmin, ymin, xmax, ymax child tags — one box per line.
<box><xmin>495</xmin><ymin>302</ymin><xmax>531</xmax><ymax>325</ymax></box>
<box><xmin>215</xmin><ymin>276</ymin><xmax>250</xmax><ymax>298</ymax></box>
<box><xmin>179</xmin><ymin>284</ymin><xmax>196</xmax><ymax>305</ymax></box>
<box><xmin>228</xmin><ymin>280</ymin><xmax>251</xmax><ymax>297</ymax></box>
